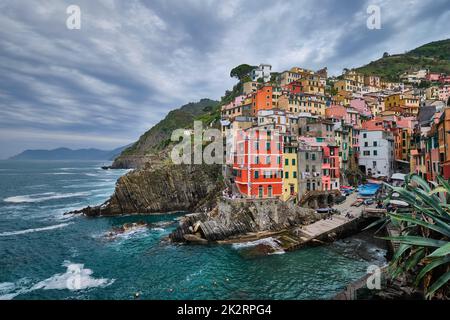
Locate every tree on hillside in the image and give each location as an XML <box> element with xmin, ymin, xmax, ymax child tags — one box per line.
<box><xmin>230</xmin><ymin>64</ymin><xmax>256</xmax><ymax>81</ymax></box>
<box><xmin>383</xmin><ymin>52</ymin><xmax>390</xmax><ymax>58</ymax></box>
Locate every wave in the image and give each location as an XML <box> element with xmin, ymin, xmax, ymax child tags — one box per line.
<box><xmin>62</xmin><ymin>182</ymin><xmax>113</xmax><ymax>189</ymax></box>
<box><xmin>45</xmin><ymin>172</ymin><xmax>75</xmax><ymax>175</ymax></box>
<box><xmin>3</xmin><ymin>192</ymin><xmax>90</xmax><ymax>203</ymax></box>
<box><xmin>0</xmin><ymin>279</ymin><xmax>31</xmax><ymax>300</ymax></box>
<box><xmin>0</xmin><ymin>262</ymin><xmax>114</xmax><ymax>300</ymax></box>
<box><xmin>0</xmin><ymin>223</ymin><xmax>72</xmax><ymax>237</ymax></box>
<box><xmin>84</xmin><ymin>173</ymin><xmax>99</xmax><ymax>177</ymax></box>
<box><xmin>32</xmin><ymin>261</ymin><xmax>115</xmax><ymax>291</ymax></box>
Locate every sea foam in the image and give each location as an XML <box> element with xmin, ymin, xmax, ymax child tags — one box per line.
<box><xmin>0</xmin><ymin>262</ymin><xmax>114</xmax><ymax>300</ymax></box>
<box><xmin>0</xmin><ymin>223</ymin><xmax>72</xmax><ymax>237</ymax></box>
<box><xmin>3</xmin><ymin>192</ymin><xmax>89</xmax><ymax>203</ymax></box>
<box><xmin>31</xmin><ymin>261</ymin><xmax>115</xmax><ymax>291</ymax></box>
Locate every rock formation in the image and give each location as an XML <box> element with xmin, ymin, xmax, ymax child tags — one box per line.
<box><xmin>169</xmin><ymin>198</ymin><xmax>321</xmax><ymax>243</ymax></box>
<box><xmin>69</xmin><ymin>162</ymin><xmax>223</xmax><ymax>216</ymax></box>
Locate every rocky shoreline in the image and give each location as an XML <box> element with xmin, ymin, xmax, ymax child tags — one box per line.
<box><xmin>67</xmin><ymin>162</ymin><xmax>223</xmax><ymax>216</ymax></box>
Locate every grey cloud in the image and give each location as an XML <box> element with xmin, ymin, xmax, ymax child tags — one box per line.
<box><xmin>0</xmin><ymin>0</ymin><xmax>449</xmax><ymax>158</ymax></box>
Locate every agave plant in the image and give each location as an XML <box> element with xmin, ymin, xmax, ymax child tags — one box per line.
<box><xmin>368</xmin><ymin>174</ymin><xmax>450</xmax><ymax>299</ymax></box>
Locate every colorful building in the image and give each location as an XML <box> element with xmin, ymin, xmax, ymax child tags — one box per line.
<box><xmin>282</xmin><ymin>135</ymin><xmax>298</xmax><ymax>201</ymax></box>
<box><xmin>322</xmin><ymin>145</ymin><xmax>340</xmax><ymax>191</ymax></box>
<box><xmin>384</xmin><ymin>92</ymin><xmax>420</xmax><ymax>116</ymax></box>
<box><xmin>233</xmin><ymin>127</ymin><xmax>284</xmax><ymax>198</ymax></box>
<box><xmin>252</xmin><ymin>85</ymin><xmax>274</xmax><ymax>116</ymax></box>
<box><xmin>438</xmin><ymin>108</ymin><xmax>450</xmax><ymax>179</ymax></box>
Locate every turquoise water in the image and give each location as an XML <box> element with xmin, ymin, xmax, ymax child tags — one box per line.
<box><xmin>0</xmin><ymin>161</ymin><xmax>386</xmax><ymax>300</ymax></box>
<box><xmin>358</xmin><ymin>183</ymin><xmax>381</xmax><ymax>197</ymax></box>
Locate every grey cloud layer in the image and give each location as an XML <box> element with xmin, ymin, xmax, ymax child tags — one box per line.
<box><xmin>0</xmin><ymin>0</ymin><xmax>449</xmax><ymax>157</ymax></box>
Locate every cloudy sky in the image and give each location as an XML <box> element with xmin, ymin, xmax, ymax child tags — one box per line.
<box><xmin>0</xmin><ymin>0</ymin><xmax>449</xmax><ymax>158</ymax></box>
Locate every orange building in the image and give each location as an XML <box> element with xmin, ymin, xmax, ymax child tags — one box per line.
<box><xmin>233</xmin><ymin>127</ymin><xmax>283</xmax><ymax>198</ymax></box>
<box><xmin>252</xmin><ymin>85</ymin><xmax>274</xmax><ymax>116</ymax></box>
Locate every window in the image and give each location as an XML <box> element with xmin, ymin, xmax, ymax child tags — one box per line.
<box><xmin>285</xmin><ymin>172</ymin><xmax>289</xmax><ymax>179</ymax></box>
<box><xmin>372</xmin><ymin>161</ymin><xmax>377</xmax><ymax>168</ymax></box>
<box><xmin>293</xmin><ymin>171</ymin><xmax>297</xmax><ymax>178</ymax></box>
<box><xmin>255</xmin><ymin>142</ymin><xmax>259</xmax><ymax>150</ymax></box>
<box><xmin>363</xmin><ymin>133</ymin><xmax>367</xmax><ymax>138</ymax></box>
<box><xmin>292</xmin><ymin>159</ymin><xmax>296</xmax><ymax>166</ymax></box>
<box><xmin>254</xmin><ymin>171</ymin><xmax>259</xmax><ymax>179</ymax></box>
<box><xmin>277</xmin><ymin>156</ymin><xmax>281</xmax><ymax>164</ymax></box>
<box><xmin>255</xmin><ymin>156</ymin><xmax>259</xmax><ymax>164</ymax></box>
<box><xmin>312</xmin><ymin>153</ymin><xmax>316</xmax><ymax>161</ymax></box>
<box><xmin>374</xmin><ymin>150</ymin><xmax>378</xmax><ymax>156</ymax></box>
<box><xmin>285</xmin><ymin>159</ymin><xmax>289</xmax><ymax>165</ymax></box>
<box><xmin>373</xmin><ymin>141</ymin><xmax>377</xmax><ymax>147</ymax></box>
<box><xmin>266</xmin><ymin>156</ymin><xmax>271</xmax><ymax>164</ymax></box>
<box><xmin>305</xmin><ymin>152</ymin><xmax>309</xmax><ymax>160</ymax></box>
<box><xmin>364</xmin><ymin>142</ymin><xmax>368</xmax><ymax>147</ymax></box>
<box><xmin>312</xmin><ymin>165</ymin><xmax>316</xmax><ymax>172</ymax></box>
<box><xmin>363</xmin><ymin>151</ymin><xmax>370</xmax><ymax>156</ymax></box>
<box><xmin>306</xmin><ymin>165</ymin><xmax>309</xmax><ymax>172</ymax></box>
<box><xmin>258</xmin><ymin>185</ymin><xmax>263</xmax><ymax>198</ymax></box>
<box><xmin>266</xmin><ymin>142</ymin><xmax>271</xmax><ymax>150</ymax></box>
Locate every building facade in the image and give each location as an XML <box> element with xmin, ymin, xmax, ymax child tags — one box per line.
<box><xmin>359</xmin><ymin>130</ymin><xmax>395</xmax><ymax>177</ymax></box>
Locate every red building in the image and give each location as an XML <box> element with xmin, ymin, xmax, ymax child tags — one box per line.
<box><xmin>233</xmin><ymin>127</ymin><xmax>283</xmax><ymax>198</ymax></box>
<box><xmin>283</xmin><ymin>80</ymin><xmax>303</xmax><ymax>94</ymax></box>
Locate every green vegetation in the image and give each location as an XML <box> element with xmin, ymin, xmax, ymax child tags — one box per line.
<box><xmin>230</xmin><ymin>64</ymin><xmax>256</xmax><ymax>81</ymax></box>
<box><xmin>356</xmin><ymin>39</ymin><xmax>450</xmax><ymax>81</ymax></box>
<box><xmin>369</xmin><ymin>174</ymin><xmax>450</xmax><ymax>299</ymax></box>
<box><xmin>120</xmin><ymin>98</ymin><xmax>219</xmax><ymax>156</ymax></box>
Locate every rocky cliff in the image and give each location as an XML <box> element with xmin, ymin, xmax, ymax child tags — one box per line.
<box><xmin>169</xmin><ymin>198</ymin><xmax>321</xmax><ymax>243</ymax></box>
<box><xmin>73</xmin><ymin>163</ymin><xmax>223</xmax><ymax>216</ymax></box>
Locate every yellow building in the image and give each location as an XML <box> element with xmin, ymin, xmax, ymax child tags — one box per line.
<box><xmin>333</xmin><ymin>79</ymin><xmax>362</xmax><ymax>94</ymax></box>
<box><xmin>332</xmin><ymin>91</ymin><xmax>352</xmax><ymax>107</ymax></box>
<box><xmin>282</xmin><ymin>144</ymin><xmax>298</xmax><ymax>201</ymax></box>
<box><xmin>299</xmin><ymin>75</ymin><xmax>325</xmax><ymax>95</ymax></box>
<box><xmin>384</xmin><ymin>92</ymin><xmax>420</xmax><ymax>116</ymax></box>
<box><xmin>344</xmin><ymin>70</ymin><xmax>365</xmax><ymax>84</ymax></box>
<box><xmin>278</xmin><ymin>93</ymin><xmax>326</xmax><ymax>116</ymax></box>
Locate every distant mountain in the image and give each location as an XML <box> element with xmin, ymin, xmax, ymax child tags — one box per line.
<box><xmin>9</xmin><ymin>145</ymin><xmax>129</xmax><ymax>161</ymax></box>
<box><xmin>356</xmin><ymin>39</ymin><xmax>450</xmax><ymax>81</ymax></box>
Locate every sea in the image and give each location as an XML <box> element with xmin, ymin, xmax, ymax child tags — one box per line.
<box><xmin>0</xmin><ymin>160</ymin><xmax>387</xmax><ymax>300</ymax></box>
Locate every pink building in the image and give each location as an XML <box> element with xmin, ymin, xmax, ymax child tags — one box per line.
<box><xmin>322</xmin><ymin>145</ymin><xmax>340</xmax><ymax>191</ymax></box>
<box><xmin>221</xmin><ymin>95</ymin><xmax>245</xmax><ymax>119</ymax></box>
<box><xmin>440</xmin><ymin>75</ymin><xmax>450</xmax><ymax>84</ymax></box>
<box><xmin>350</xmin><ymin>98</ymin><xmax>372</xmax><ymax>118</ymax></box>
<box><xmin>438</xmin><ymin>85</ymin><xmax>450</xmax><ymax>102</ymax></box>
<box><xmin>426</xmin><ymin>73</ymin><xmax>441</xmax><ymax>82</ymax></box>
<box><xmin>325</xmin><ymin>105</ymin><xmax>351</xmax><ymax>124</ymax></box>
